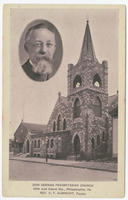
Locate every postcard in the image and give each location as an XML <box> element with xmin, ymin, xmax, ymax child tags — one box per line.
<box><xmin>2</xmin><ymin>4</ymin><xmax>125</xmax><ymax>198</ymax></box>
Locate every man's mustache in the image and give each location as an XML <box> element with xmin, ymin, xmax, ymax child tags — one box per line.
<box><xmin>36</xmin><ymin>54</ymin><xmax>52</xmax><ymax>63</ymax></box>
<box><xmin>34</xmin><ymin>58</ymin><xmax>53</xmax><ymax>75</ymax></box>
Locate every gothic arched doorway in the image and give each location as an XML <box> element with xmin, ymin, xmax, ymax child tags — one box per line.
<box><xmin>74</xmin><ymin>135</ymin><xmax>80</xmax><ymax>155</ymax></box>
<box><xmin>26</xmin><ymin>140</ymin><xmax>29</xmax><ymax>153</ymax></box>
<box><xmin>91</xmin><ymin>137</ymin><xmax>95</xmax><ymax>160</ymax></box>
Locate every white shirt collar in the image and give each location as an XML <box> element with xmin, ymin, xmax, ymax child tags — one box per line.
<box><xmin>29</xmin><ymin>60</ymin><xmax>38</xmax><ymax>73</ymax></box>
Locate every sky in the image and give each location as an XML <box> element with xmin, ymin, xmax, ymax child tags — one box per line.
<box><xmin>9</xmin><ymin>6</ymin><xmax>118</xmax><ymax>138</ymax></box>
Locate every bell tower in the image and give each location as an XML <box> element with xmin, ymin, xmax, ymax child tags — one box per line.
<box><xmin>67</xmin><ymin>21</ymin><xmax>109</xmax><ymax>160</ymax></box>
<box><xmin>68</xmin><ymin>20</ymin><xmax>108</xmax><ymax>97</ymax></box>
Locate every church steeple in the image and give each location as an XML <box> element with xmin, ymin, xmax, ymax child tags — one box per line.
<box><xmin>68</xmin><ymin>20</ymin><xmax>108</xmax><ymax>96</ymax></box>
<box><xmin>78</xmin><ymin>20</ymin><xmax>97</xmax><ymax>63</ymax></box>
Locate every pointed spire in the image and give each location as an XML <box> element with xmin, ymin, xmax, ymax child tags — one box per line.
<box><xmin>78</xmin><ymin>20</ymin><xmax>97</xmax><ymax>63</ymax></box>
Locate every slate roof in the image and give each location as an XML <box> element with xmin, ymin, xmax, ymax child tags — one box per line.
<box><xmin>22</xmin><ymin>122</ymin><xmax>47</xmax><ymax>133</ymax></box>
<box><xmin>78</xmin><ymin>20</ymin><xmax>97</xmax><ymax>63</ymax></box>
<box><xmin>14</xmin><ymin>121</ymin><xmax>47</xmax><ymax>143</ymax></box>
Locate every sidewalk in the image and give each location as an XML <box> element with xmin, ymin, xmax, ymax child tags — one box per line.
<box><xmin>9</xmin><ymin>154</ymin><xmax>117</xmax><ymax>172</ymax></box>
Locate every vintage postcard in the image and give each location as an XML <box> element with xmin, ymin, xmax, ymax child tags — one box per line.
<box><xmin>2</xmin><ymin>4</ymin><xmax>125</xmax><ymax>198</ymax></box>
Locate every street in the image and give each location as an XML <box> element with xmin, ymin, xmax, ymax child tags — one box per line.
<box><xmin>9</xmin><ymin>160</ymin><xmax>117</xmax><ymax>181</ymax></box>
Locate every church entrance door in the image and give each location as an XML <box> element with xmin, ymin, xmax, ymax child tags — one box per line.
<box><xmin>26</xmin><ymin>140</ymin><xmax>29</xmax><ymax>153</ymax></box>
<box><xmin>74</xmin><ymin>135</ymin><xmax>80</xmax><ymax>155</ymax></box>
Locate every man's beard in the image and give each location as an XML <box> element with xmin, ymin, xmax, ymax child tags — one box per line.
<box><xmin>31</xmin><ymin>55</ymin><xmax>53</xmax><ymax>75</ymax></box>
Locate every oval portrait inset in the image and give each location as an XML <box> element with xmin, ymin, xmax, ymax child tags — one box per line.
<box><xmin>19</xmin><ymin>19</ymin><xmax>63</xmax><ymax>82</ymax></box>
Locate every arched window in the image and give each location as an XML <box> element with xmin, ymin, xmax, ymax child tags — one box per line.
<box><xmin>93</xmin><ymin>74</ymin><xmax>102</xmax><ymax>87</ymax></box>
<box><xmin>102</xmin><ymin>132</ymin><xmax>105</xmax><ymax>141</ymax></box>
<box><xmin>57</xmin><ymin>115</ymin><xmax>61</xmax><ymax>130</ymax></box>
<box><xmin>53</xmin><ymin>121</ymin><xmax>56</xmax><ymax>131</ymax></box>
<box><xmin>50</xmin><ymin>139</ymin><xmax>54</xmax><ymax>148</ymax></box>
<box><xmin>74</xmin><ymin>135</ymin><xmax>80</xmax><ymax>154</ymax></box>
<box><xmin>91</xmin><ymin>138</ymin><xmax>95</xmax><ymax>149</ymax></box>
<box><xmin>63</xmin><ymin>119</ymin><xmax>66</xmax><ymax>130</ymax></box>
<box><xmin>93</xmin><ymin>97</ymin><xmax>102</xmax><ymax>117</ymax></box>
<box><xmin>34</xmin><ymin>140</ymin><xmax>36</xmax><ymax>148</ymax></box>
<box><xmin>73</xmin><ymin>75</ymin><xmax>82</xmax><ymax>88</ymax></box>
<box><xmin>38</xmin><ymin>140</ymin><xmax>40</xmax><ymax>148</ymax></box>
<box><xmin>97</xmin><ymin>135</ymin><xmax>100</xmax><ymax>145</ymax></box>
<box><xmin>26</xmin><ymin>140</ymin><xmax>29</xmax><ymax>153</ymax></box>
<box><xmin>73</xmin><ymin>98</ymin><xmax>81</xmax><ymax>118</ymax></box>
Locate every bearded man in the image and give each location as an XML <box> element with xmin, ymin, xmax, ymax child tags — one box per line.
<box><xmin>22</xmin><ymin>23</ymin><xmax>56</xmax><ymax>81</ymax></box>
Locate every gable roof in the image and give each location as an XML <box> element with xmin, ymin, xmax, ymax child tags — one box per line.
<box><xmin>21</xmin><ymin>122</ymin><xmax>47</xmax><ymax>132</ymax></box>
<box><xmin>14</xmin><ymin>121</ymin><xmax>47</xmax><ymax>139</ymax></box>
<box><xmin>47</xmin><ymin>95</ymin><xmax>68</xmax><ymax>126</ymax></box>
<box><xmin>54</xmin><ymin>94</ymin><xmax>68</xmax><ymax>108</ymax></box>
<box><xmin>59</xmin><ymin>96</ymin><xmax>68</xmax><ymax>105</ymax></box>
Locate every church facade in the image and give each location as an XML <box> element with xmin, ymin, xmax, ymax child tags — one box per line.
<box><xmin>14</xmin><ymin>21</ymin><xmax>113</xmax><ymax>160</ymax></box>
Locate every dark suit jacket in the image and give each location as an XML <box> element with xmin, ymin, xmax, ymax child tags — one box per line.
<box><xmin>22</xmin><ymin>60</ymin><xmax>50</xmax><ymax>81</ymax></box>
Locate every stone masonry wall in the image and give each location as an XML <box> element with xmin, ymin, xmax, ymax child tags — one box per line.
<box><xmin>47</xmin><ymin>97</ymin><xmax>72</xmax><ymax>133</ymax></box>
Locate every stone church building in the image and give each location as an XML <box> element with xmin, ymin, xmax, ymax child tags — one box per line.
<box><xmin>13</xmin><ymin>21</ymin><xmax>114</xmax><ymax>160</ymax></box>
